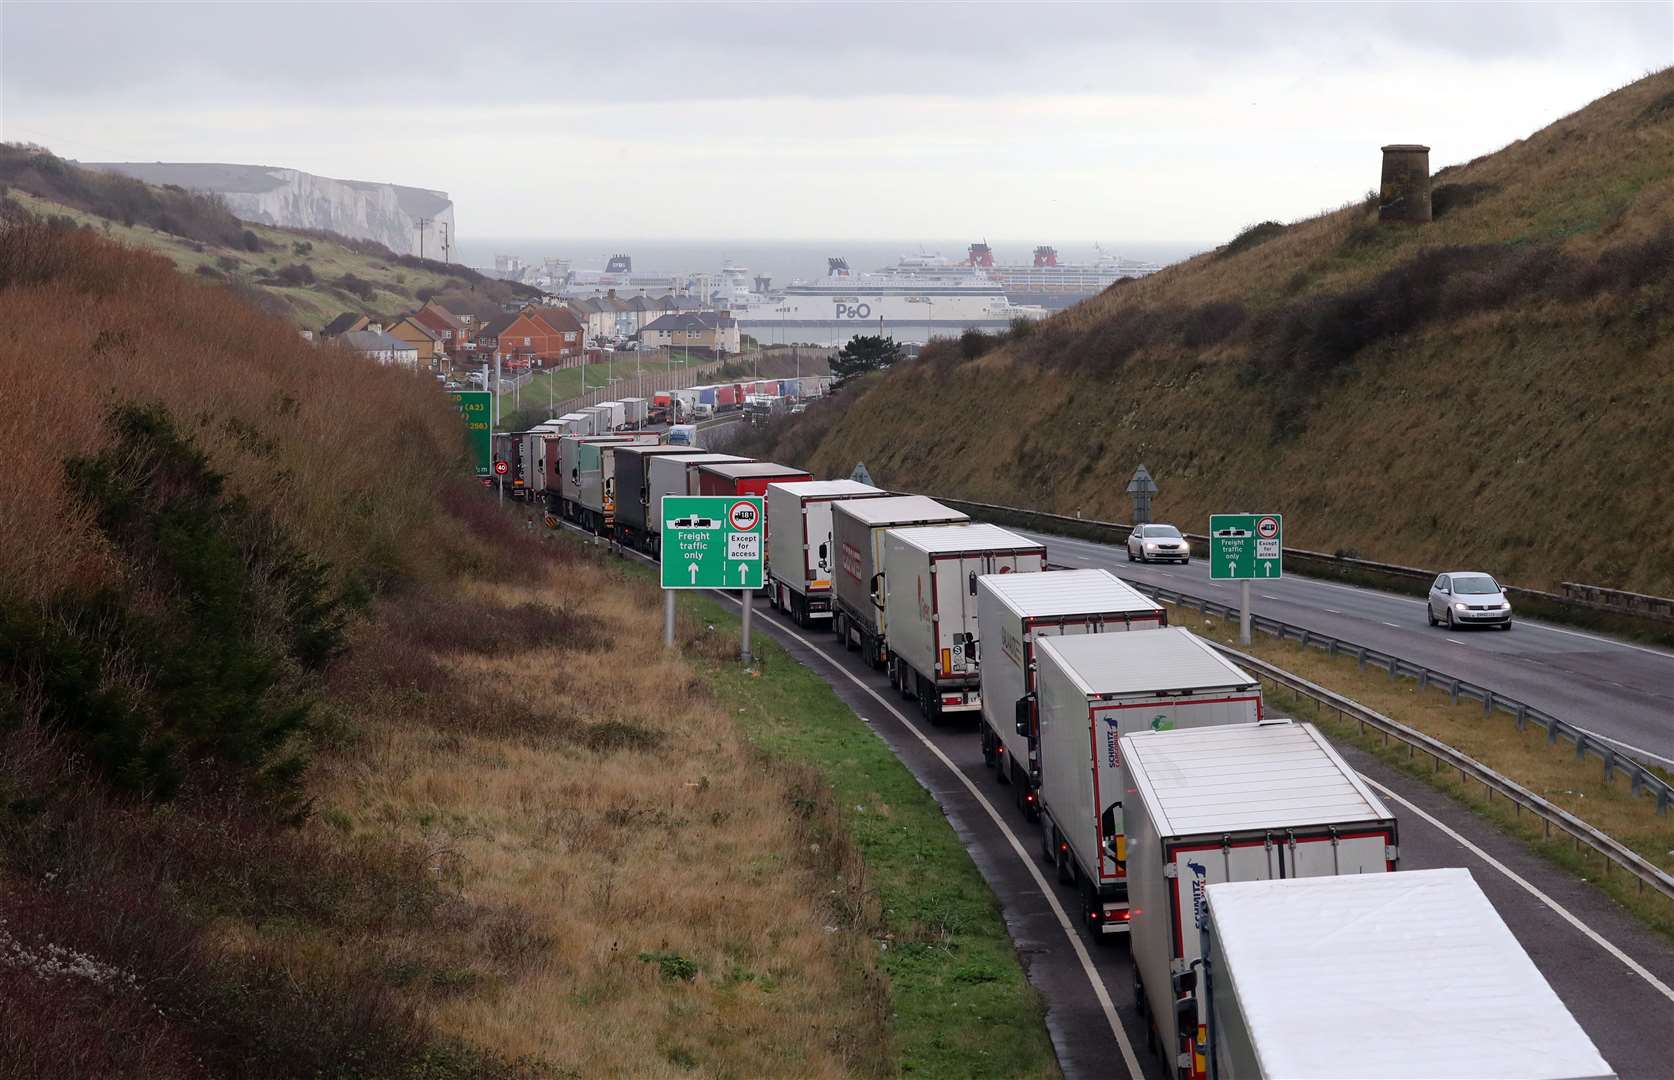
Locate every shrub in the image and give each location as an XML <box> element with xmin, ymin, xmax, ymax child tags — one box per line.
<box><xmin>337</xmin><ymin>272</ymin><xmax>377</xmax><ymax>301</ymax></box>
<box><xmin>1219</xmin><ymin>220</ymin><xmax>1286</xmax><ymax>259</ymax></box>
<box><xmin>241</xmin><ymin>229</ymin><xmax>261</xmax><ymax>252</ymax></box>
<box><xmin>275</xmin><ymin>262</ymin><xmax>315</xmax><ymax>286</ymax></box>
<box><xmin>1430</xmin><ymin>182</ymin><xmax>1498</xmax><ymax>219</ymax></box>
<box><xmin>958</xmin><ymin>327</ymin><xmax>996</xmax><ymax>360</ymax></box>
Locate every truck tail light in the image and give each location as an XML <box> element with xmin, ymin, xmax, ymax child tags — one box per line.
<box><xmin>1112</xmin><ymin>908</ymin><xmax>1131</xmax><ymax>922</ymax></box>
<box><xmin>1024</xmin><ymin>791</ymin><xmax>1036</xmax><ymax>805</ymax></box>
<box><xmin>942</xmin><ymin>695</ymin><xmax>961</xmax><ymax>705</ymax></box>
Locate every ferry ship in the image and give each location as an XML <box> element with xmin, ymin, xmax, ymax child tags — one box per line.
<box><xmin>967</xmin><ymin>243</ymin><xmax>1162</xmax><ymax>308</ymax></box>
<box><xmin>733</xmin><ymin>257</ymin><xmax>1046</xmax><ymax>339</ymax></box>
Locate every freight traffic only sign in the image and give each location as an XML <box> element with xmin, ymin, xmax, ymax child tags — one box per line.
<box><xmin>449</xmin><ymin>390</ymin><xmax>493</xmax><ymax>476</ymax></box>
<box><xmin>661</xmin><ymin>496</ymin><xmax>764</xmax><ymax>589</ymax></box>
<box><xmin>1209</xmin><ymin>513</ymin><xmax>1283</xmax><ymax>580</ymax></box>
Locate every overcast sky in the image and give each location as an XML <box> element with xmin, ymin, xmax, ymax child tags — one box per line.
<box><xmin>2</xmin><ymin>1</ymin><xmax>1669</xmax><ymax>244</ymax></box>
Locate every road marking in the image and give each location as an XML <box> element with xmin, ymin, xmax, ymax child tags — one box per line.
<box><xmin>1522</xmin><ymin>620</ymin><xmax>1674</xmax><ymax>661</ymax></box>
<box><xmin>1358</xmin><ymin>774</ymin><xmax>1674</xmax><ymax>1005</ymax></box>
<box><xmin>1260</xmin><ymin>593</ymin><xmax>1282</xmax><ymax>600</ymax></box>
<box><xmin>1380</xmin><ymin>621</ymin><xmax>1403</xmax><ymax>629</ymax></box>
<box><xmin>1305</xmin><ymin>578</ymin><xmax>1428</xmax><ymax>607</ymax></box>
<box><xmin>1563</xmin><ymin>729</ymin><xmax>1674</xmax><ymax>770</ymax></box>
<box><xmin>1068</xmin><ymin>554</ymin><xmax>1094</xmax><ymax>563</ymax></box>
<box><xmin>1324</xmin><ymin>608</ymin><xmax>1343</xmax><ymax>615</ymax></box>
<box><xmin>715</xmin><ymin>595</ymin><xmax>1144</xmax><ymax>1079</ymax></box>
<box><xmin>1445</xmin><ymin>637</ymin><xmax>1469</xmax><ymax>646</ymax></box>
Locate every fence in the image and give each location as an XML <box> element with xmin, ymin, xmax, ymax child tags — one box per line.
<box><xmin>922</xmin><ymin>496</ymin><xmax>1674</xmax><ymax>641</ymax></box>
<box><xmin>1123</xmin><ymin>576</ymin><xmax>1673</xmax><ymax>818</ymax></box>
<box><xmin>553</xmin><ymin>357</ymin><xmax>722</xmax><ymax>416</ymax></box>
<box><xmin>1208</xmin><ymin>640</ymin><xmax>1674</xmax><ymax>914</ymax></box>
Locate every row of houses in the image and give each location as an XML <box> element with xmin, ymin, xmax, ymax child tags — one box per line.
<box><xmin>316</xmin><ymin>291</ymin><xmax>738</xmax><ymax>371</ymax></box>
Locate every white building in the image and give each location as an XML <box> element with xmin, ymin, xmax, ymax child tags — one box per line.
<box><xmin>339</xmin><ymin>327</ymin><xmax>420</xmax><ymax>368</ymax></box>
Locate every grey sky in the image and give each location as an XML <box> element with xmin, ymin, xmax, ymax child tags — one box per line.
<box><xmin>2</xmin><ymin>1</ymin><xmax>1669</xmax><ymax>243</ymax></box>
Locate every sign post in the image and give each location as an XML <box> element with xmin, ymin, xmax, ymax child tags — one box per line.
<box><xmin>661</xmin><ymin>495</ymin><xmax>765</xmax><ymax>663</ymax></box>
<box><xmin>448</xmin><ymin>390</ymin><xmax>493</xmax><ymax>478</ymax></box>
<box><xmin>1209</xmin><ymin>513</ymin><xmax>1282</xmax><ymax>645</ymax></box>
<box><xmin>493</xmin><ymin>457</ymin><xmax>508</xmax><ymax>506</ymax></box>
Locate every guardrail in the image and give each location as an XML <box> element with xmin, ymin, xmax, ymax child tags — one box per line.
<box><xmin>1124</xmin><ymin>577</ymin><xmax>1673</xmax><ymax>818</ymax></box>
<box><xmin>1562</xmin><ymin>582</ymin><xmax>1674</xmax><ymax>625</ymax></box>
<box><xmin>1207</xmin><ymin>639</ymin><xmax>1674</xmax><ymax>914</ymax></box>
<box><xmin>923</xmin><ymin>495</ymin><xmax>1674</xmax><ymax>639</ymax></box>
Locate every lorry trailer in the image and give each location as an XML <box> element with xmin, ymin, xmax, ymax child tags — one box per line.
<box><xmin>881</xmin><ymin>524</ymin><xmax>1046</xmax><ymax>722</ymax></box>
<box><xmin>1031</xmin><ymin>628</ymin><xmax>1260</xmax><ymax>934</ymax></box>
<box><xmin>555</xmin><ymin>434</ymin><xmax>657</xmax><ymax>531</ymax></box>
<box><xmin>764</xmin><ymin>480</ymin><xmax>888</xmax><ymax>625</ymax></box>
<box><xmin>620</xmin><ymin>397</ymin><xmax>648</xmax><ymax>428</ymax></box>
<box><xmin>1199</xmin><ymin>869</ymin><xmax>1615</xmax><ymax>1080</ymax></box>
<box><xmin>695</xmin><ymin>461</ymin><xmax>812</xmax><ymax>500</ymax></box>
<box><xmin>1121</xmin><ymin>720</ymin><xmax>1398</xmax><ymax>1080</ymax></box>
<box><xmin>611</xmin><ymin>446</ymin><xmax>718</xmax><ymax>552</ymax></box>
<box><xmin>644</xmin><ymin>453</ymin><xmax>750</xmax><ymax>555</ymax></box>
<box><xmin>976</xmin><ymin>568</ymin><xmax>1167</xmax><ymax>818</ymax></box>
<box><xmin>831</xmin><ymin>496</ymin><xmax>970</xmax><ymax>668</ymax></box>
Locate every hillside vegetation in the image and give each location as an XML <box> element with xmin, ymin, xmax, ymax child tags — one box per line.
<box><xmin>0</xmin><ymin>144</ymin><xmax>536</xmax><ymax>329</ymax></box>
<box><xmin>741</xmin><ymin>70</ymin><xmax>1674</xmax><ymax>595</ymax></box>
<box><xmin>0</xmin><ymin>221</ymin><xmax>1020</xmax><ymax>1077</ymax></box>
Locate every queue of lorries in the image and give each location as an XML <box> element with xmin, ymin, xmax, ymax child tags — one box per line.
<box><xmin>490</xmin><ymin>427</ymin><xmax>1617</xmax><ymax>1080</ymax></box>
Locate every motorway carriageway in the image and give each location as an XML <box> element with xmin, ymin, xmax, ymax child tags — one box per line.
<box><xmin>1016</xmin><ymin>528</ymin><xmax>1674</xmax><ymax>768</ymax></box>
<box><xmin>587</xmin><ymin>533</ymin><xmax>1674</xmax><ymax>1079</ymax></box>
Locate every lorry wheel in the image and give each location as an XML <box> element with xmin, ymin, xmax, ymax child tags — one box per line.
<box><xmin>1039</xmin><ymin>819</ymin><xmax>1056</xmax><ymax>865</ymax></box>
<box><xmin>981</xmin><ymin>731</ymin><xmax>996</xmax><ymax>768</ymax></box>
<box><xmin>1133</xmin><ymin>968</ymin><xmax>1148</xmax><ymax>1019</ymax></box>
<box><xmin>1057</xmin><ymin>845</ymin><xmax>1075</xmax><ymax>885</ymax></box>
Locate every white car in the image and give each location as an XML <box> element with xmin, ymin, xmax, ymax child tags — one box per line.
<box><xmin>1127</xmin><ymin>524</ymin><xmax>1191</xmax><ymax>564</ymax></box>
<box><xmin>1427</xmin><ymin>572</ymin><xmax>1512</xmax><ymax>630</ymax></box>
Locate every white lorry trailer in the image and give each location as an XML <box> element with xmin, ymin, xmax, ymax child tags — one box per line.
<box><xmin>595</xmin><ymin>401</ymin><xmax>626</xmax><ymax>431</ymax></box>
<box><xmin>881</xmin><ymin>524</ymin><xmax>1045</xmax><ymax>723</ymax></box>
<box><xmin>1031</xmin><ymin>629</ymin><xmax>1261</xmax><ymax>936</ymax></box>
<box><xmin>976</xmin><ymin>569</ymin><xmax>1167</xmax><ymax>818</ymax></box>
<box><xmin>1122</xmin><ymin>721</ymin><xmax>1398</xmax><ymax>1080</ymax></box>
<box><xmin>765</xmin><ymin>480</ymin><xmax>888</xmax><ymax>626</ymax></box>
<box><xmin>620</xmin><ymin>397</ymin><xmax>648</xmax><ymax>428</ymax></box>
<box><xmin>831</xmin><ymin>496</ymin><xmax>970</xmax><ymax>669</ymax></box>
<box><xmin>643</xmin><ymin>453</ymin><xmax>749</xmax><ymax>556</ymax></box>
<box><xmin>1199</xmin><ymin>868</ymin><xmax>1615</xmax><ymax>1080</ymax></box>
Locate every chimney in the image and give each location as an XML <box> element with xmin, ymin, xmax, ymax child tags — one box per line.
<box><xmin>1379</xmin><ymin>144</ymin><xmax>1432</xmax><ymax>223</ymax></box>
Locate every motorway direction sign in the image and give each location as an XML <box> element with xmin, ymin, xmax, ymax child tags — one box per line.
<box><xmin>449</xmin><ymin>390</ymin><xmax>492</xmax><ymax>476</ymax></box>
<box><xmin>1209</xmin><ymin>513</ymin><xmax>1283</xmax><ymax>580</ymax></box>
<box><xmin>661</xmin><ymin>496</ymin><xmax>764</xmax><ymax>589</ymax></box>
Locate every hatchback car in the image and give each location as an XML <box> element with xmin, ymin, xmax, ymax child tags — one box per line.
<box><xmin>1427</xmin><ymin>572</ymin><xmax>1512</xmax><ymax>630</ymax></box>
<box><xmin>1127</xmin><ymin>524</ymin><xmax>1191</xmax><ymax>564</ymax></box>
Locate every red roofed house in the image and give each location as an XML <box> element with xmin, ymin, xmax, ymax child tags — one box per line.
<box><xmin>410</xmin><ymin>301</ymin><xmax>468</xmax><ymax>356</ymax></box>
<box><xmin>479</xmin><ymin>306</ymin><xmax>585</xmax><ymax>368</ymax></box>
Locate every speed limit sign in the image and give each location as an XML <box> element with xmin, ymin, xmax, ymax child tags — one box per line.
<box><xmin>494</xmin><ymin>460</ymin><xmax>509</xmax><ymax>476</ymax></box>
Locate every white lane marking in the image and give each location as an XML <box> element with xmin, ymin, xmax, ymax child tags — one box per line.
<box><xmin>1381</xmin><ymin>621</ymin><xmax>1403</xmax><ymax>629</ymax></box>
<box><xmin>1260</xmin><ymin>594</ymin><xmax>1282</xmax><ymax>600</ymax></box>
<box><xmin>1563</xmin><ymin>730</ymin><xmax>1674</xmax><ymax>770</ymax></box>
<box><xmin>1325</xmin><ymin>608</ymin><xmax>1344</xmax><ymax>615</ymax></box>
<box><xmin>718</xmin><ymin>595</ymin><xmax>1143</xmax><ymax>1078</ymax></box>
<box><xmin>1446</xmin><ymin>638</ymin><xmax>1469</xmax><ymax>646</ymax></box>
<box><xmin>1522</xmin><ymin>620</ymin><xmax>1674</xmax><ymax>661</ymax></box>
<box><xmin>1303</xmin><ymin>578</ymin><xmax>1428</xmax><ymax>607</ymax></box>
<box><xmin>1068</xmin><ymin>554</ymin><xmax>1094</xmax><ymax>563</ymax></box>
<box><xmin>1359</xmin><ymin>774</ymin><xmax>1674</xmax><ymax>1005</ymax></box>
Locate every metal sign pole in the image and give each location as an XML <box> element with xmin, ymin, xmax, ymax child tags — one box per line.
<box><xmin>740</xmin><ymin>589</ymin><xmax>753</xmax><ymax>664</ymax></box>
<box><xmin>664</xmin><ymin>589</ymin><xmax>676</xmax><ymax>649</ymax></box>
<box><xmin>1240</xmin><ymin>580</ymin><xmax>1252</xmax><ymax>645</ymax></box>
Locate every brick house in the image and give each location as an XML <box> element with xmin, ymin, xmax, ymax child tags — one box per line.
<box><xmin>410</xmin><ymin>301</ymin><xmax>467</xmax><ymax>355</ymax></box>
<box><xmin>385</xmin><ymin>315</ymin><xmax>446</xmax><ymax>368</ymax></box>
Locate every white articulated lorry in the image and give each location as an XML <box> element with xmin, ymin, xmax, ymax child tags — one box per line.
<box><xmin>643</xmin><ymin>453</ymin><xmax>749</xmax><ymax>556</ymax></box>
<box><xmin>1199</xmin><ymin>868</ymin><xmax>1616</xmax><ymax>1080</ymax></box>
<box><xmin>976</xmin><ymin>569</ymin><xmax>1167</xmax><ymax>819</ymax></box>
<box><xmin>1122</xmin><ymin>720</ymin><xmax>1398</xmax><ymax>1080</ymax></box>
<box><xmin>765</xmin><ymin>480</ymin><xmax>888</xmax><ymax>626</ymax></box>
<box><xmin>881</xmin><ymin>524</ymin><xmax>1046</xmax><ymax>723</ymax></box>
<box><xmin>831</xmin><ymin>496</ymin><xmax>970</xmax><ymax>669</ymax></box>
<box><xmin>1031</xmin><ymin>629</ymin><xmax>1261</xmax><ymax>936</ymax></box>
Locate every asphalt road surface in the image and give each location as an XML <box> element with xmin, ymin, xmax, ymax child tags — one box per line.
<box><xmin>720</xmin><ymin>591</ymin><xmax>1674</xmax><ymax>1080</ymax></box>
<box><xmin>1015</xmin><ymin>528</ymin><xmax>1674</xmax><ymax>767</ymax></box>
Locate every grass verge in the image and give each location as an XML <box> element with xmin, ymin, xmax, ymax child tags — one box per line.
<box><xmin>1166</xmin><ymin>603</ymin><xmax>1674</xmax><ymax>939</ymax></box>
<box><xmin>680</xmin><ymin>590</ymin><xmax>1060</xmax><ymax>1080</ymax></box>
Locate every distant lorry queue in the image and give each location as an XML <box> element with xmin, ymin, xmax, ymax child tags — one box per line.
<box><xmin>486</xmin><ymin>424</ymin><xmax>1617</xmax><ymax>1080</ymax></box>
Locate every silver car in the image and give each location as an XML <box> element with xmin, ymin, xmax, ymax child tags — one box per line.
<box><xmin>1427</xmin><ymin>572</ymin><xmax>1512</xmax><ymax>630</ymax></box>
<box><xmin>1127</xmin><ymin>523</ymin><xmax>1191</xmax><ymax>564</ymax></box>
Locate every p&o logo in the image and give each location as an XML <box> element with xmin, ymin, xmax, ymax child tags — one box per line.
<box><xmin>833</xmin><ymin>303</ymin><xmax>873</xmax><ymax>320</ymax></box>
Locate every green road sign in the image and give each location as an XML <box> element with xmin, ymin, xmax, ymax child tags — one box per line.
<box><xmin>661</xmin><ymin>496</ymin><xmax>764</xmax><ymax>589</ymax></box>
<box><xmin>1209</xmin><ymin>513</ymin><xmax>1283</xmax><ymax>580</ymax></box>
<box><xmin>450</xmin><ymin>390</ymin><xmax>492</xmax><ymax>476</ymax></box>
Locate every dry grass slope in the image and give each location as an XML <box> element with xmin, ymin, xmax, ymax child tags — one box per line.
<box><xmin>771</xmin><ymin>69</ymin><xmax>1674</xmax><ymax>594</ymax></box>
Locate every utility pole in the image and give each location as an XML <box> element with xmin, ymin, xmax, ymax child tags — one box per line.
<box><xmin>439</xmin><ymin>221</ymin><xmax>450</xmax><ymax>264</ymax></box>
<box><xmin>415</xmin><ymin>217</ymin><xmax>430</xmax><ymax>260</ymax></box>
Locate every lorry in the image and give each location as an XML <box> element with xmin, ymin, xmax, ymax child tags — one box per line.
<box><xmin>1030</xmin><ymin>628</ymin><xmax>1262</xmax><ymax>934</ymax></box>
<box><xmin>831</xmin><ymin>496</ymin><xmax>970</xmax><ymax>668</ymax></box>
<box><xmin>1198</xmin><ymin>869</ymin><xmax>1615</xmax><ymax>1080</ymax></box>
<box><xmin>881</xmin><ymin>524</ymin><xmax>1046</xmax><ymax>722</ymax></box>
<box><xmin>693</xmin><ymin>386</ymin><xmax>717</xmax><ymax>419</ymax></box>
<box><xmin>976</xmin><ymin>569</ymin><xmax>1167</xmax><ymax>817</ymax></box>
<box><xmin>554</xmin><ymin>434</ymin><xmax>654</xmax><ymax>531</ymax></box>
<box><xmin>664</xmin><ymin>423</ymin><xmax>700</xmax><ymax>447</ymax></box>
<box><xmin>620</xmin><ymin>397</ymin><xmax>648</xmax><ymax>428</ymax></box>
<box><xmin>743</xmin><ymin>395</ymin><xmax>785</xmax><ymax>424</ymax></box>
<box><xmin>580</xmin><ymin>405</ymin><xmax>610</xmax><ymax>435</ymax></box>
<box><xmin>556</xmin><ymin>412</ymin><xmax>591</xmax><ymax>435</ymax></box>
<box><xmin>764</xmin><ymin>480</ymin><xmax>889</xmax><ymax>625</ymax></box>
<box><xmin>649</xmin><ymin>391</ymin><xmax>681</xmax><ymax>425</ymax></box>
<box><xmin>695</xmin><ymin>461</ymin><xmax>811</xmax><ymax>499</ymax></box>
<box><xmin>492</xmin><ymin>430</ymin><xmax>535</xmax><ymax>498</ymax></box>
<box><xmin>612</xmin><ymin>445</ymin><xmax>717</xmax><ymax>553</ymax></box>
<box><xmin>716</xmin><ymin>384</ymin><xmax>741</xmax><ymax>412</ymax></box>
<box><xmin>595</xmin><ymin>401</ymin><xmax>626</xmax><ymax>431</ymax></box>
<box><xmin>644</xmin><ymin>453</ymin><xmax>750</xmax><ymax>556</ymax></box>
<box><xmin>1121</xmin><ymin>720</ymin><xmax>1398</xmax><ymax>1080</ymax></box>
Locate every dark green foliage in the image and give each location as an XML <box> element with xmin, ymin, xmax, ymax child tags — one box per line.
<box><xmin>1431</xmin><ymin>182</ymin><xmax>1498</xmax><ymax>219</ymax></box>
<box><xmin>959</xmin><ymin>328</ymin><xmax>996</xmax><ymax>360</ymax></box>
<box><xmin>338</xmin><ymin>272</ymin><xmax>378</xmax><ymax>301</ymax></box>
<box><xmin>1220</xmin><ymin>220</ymin><xmax>1286</xmax><ymax>259</ymax></box>
<box><xmin>830</xmin><ymin>333</ymin><xmax>902</xmax><ymax>387</ymax></box>
<box><xmin>241</xmin><ymin>229</ymin><xmax>261</xmax><ymax>252</ymax></box>
<box><xmin>9</xmin><ymin>403</ymin><xmax>351</xmax><ymax>800</ymax></box>
<box><xmin>276</xmin><ymin>262</ymin><xmax>315</xmax><ymax>286</ymax></box>
<box><xmin>0</xmin><ymin>143</ymin><xmax>248</xmax><ymax>247</ymax></box>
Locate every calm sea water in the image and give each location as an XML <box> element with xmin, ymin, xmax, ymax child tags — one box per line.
<box><xmin>453</xmin><ymin>238</ymin><xmax>1208</xmax><ymax>289</ymax></box>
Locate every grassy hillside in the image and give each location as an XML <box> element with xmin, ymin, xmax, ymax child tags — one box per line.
<box><xmin>0</xmin><ymin>220</ymin><xmax>1058</xmax><ymax>1077</ymax></box>
<box><xmin>741</xmin><ymin>70</ymin><xmax>1674</xmax><ymax>595</ymax></box>
<box><xmin>0</xmin><ymin>145</ymin><xmax>536</xmax><ymax>330</ymax></box>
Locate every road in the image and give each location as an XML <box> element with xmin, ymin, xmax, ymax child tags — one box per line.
<box><xmin>1015</xmin><ymin>529</ymin><xmax>1674</xmax><ymax>766</ymax></box>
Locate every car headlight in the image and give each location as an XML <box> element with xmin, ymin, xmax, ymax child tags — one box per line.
<box><xmin>1454</xmin><ymin>602</ymin><xmax>1468</xmax><ymax>612</ymax></box>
